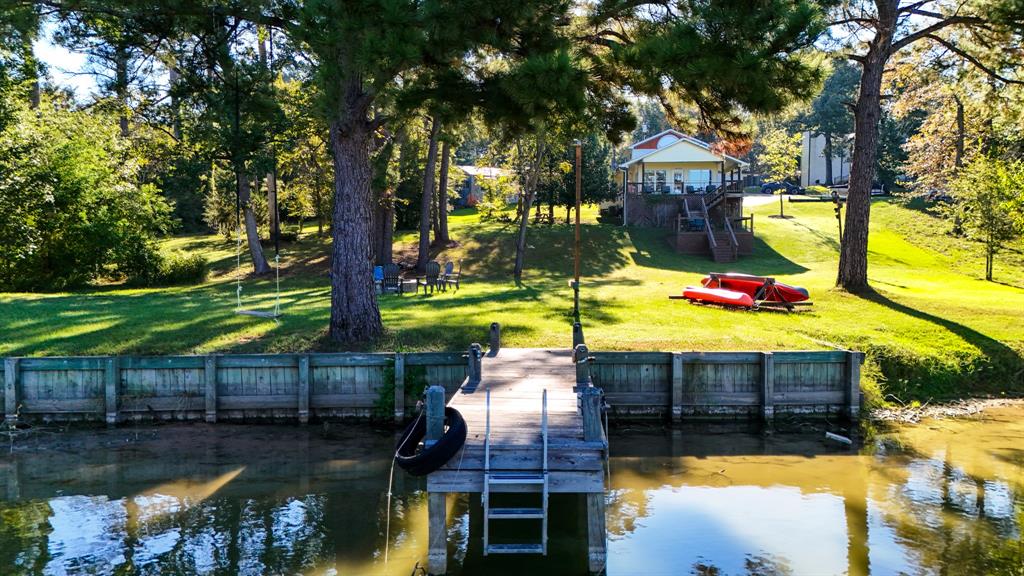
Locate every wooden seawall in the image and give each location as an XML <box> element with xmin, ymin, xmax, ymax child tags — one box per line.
<box><xmin>2</xmin><ymin>349</ymin><xmax>862</xmax><ymax>424</ymax></box>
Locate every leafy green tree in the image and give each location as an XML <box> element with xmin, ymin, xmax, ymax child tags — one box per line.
<box><xmin>0</xmin><ymin>97</ymin><xmax>172</xmax><ymax>290</ymax></box>
<box><xmin>828</xmin><ymin>0</ymin><xmax>1024</xmax><ymax>290</ymax></box>
<box><xmin>947</xmin><ymin>155</ymin><xmax>1024</xmax><ymax>281</ymax></box>
<box><xmin>759</xmin><ymin>127</ymin><xmax>801</xmax><ymax>216</ymax></box>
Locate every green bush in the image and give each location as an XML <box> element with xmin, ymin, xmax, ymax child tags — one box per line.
<box><xmin>743</xmin><ymin>185</ymin><xmax>761</xmax><ymax>194</ymax></box>
<box><xmin>127</xmin><ymin>252</ymin><xmax>208</xmax><ymax>287</ymax></box>
<box><xmin>805</xmin><ymin>185</ymin><xmax>829</xmax><ymax>195</ymax></box>
<box><xmin>0</xmin><ymin>98</ymin><xmax>173</xmax><ymax>291</ymax></box>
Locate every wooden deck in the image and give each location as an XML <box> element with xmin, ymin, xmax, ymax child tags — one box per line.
<box><xmin>427</xmin><ymin>348</ymin><xmax>605</xmax><ymax>494</ymax></box>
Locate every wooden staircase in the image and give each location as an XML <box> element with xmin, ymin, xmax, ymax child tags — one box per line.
<box><xmin>678</xmin><ymin>191</ymin><xmax>739</xmax><ymax>262</ymax></box>
<box><xmin>711</xmin><ymin>230</ymin><xmax>737</xmax><ymax>262</ymax></box>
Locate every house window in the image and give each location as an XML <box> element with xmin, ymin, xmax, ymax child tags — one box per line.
<box><xmin>688</xmin><ymin>169</ymin><xmax>712</xmax><ymax>192</ymax></box>
<box><xmin>643</xmin><ymin>170</ymin><xmax>655</xmax><ymax>193</ymax></box>
<box><xmin>673</xmin><ymin>171</ymin><xmax>684</xmax><ymax>194</ymax></box>
<box><xmin>655</xmin><ymin>170</ymin><xmax>667</xmax><ymax>193</ymax></box>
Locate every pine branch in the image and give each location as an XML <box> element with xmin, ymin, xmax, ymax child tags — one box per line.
<box><xmin>922</xmin><ymin>34</ymin><xmax>1024</xmax><ymax>85</ymax></box>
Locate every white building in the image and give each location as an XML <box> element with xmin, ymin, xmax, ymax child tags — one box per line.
<box><xmin>800</xmin><ymin>132</ymin><xmax>851</xmax><ymax>187</ymax></box>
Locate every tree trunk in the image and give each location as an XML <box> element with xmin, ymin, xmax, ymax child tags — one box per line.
<box><xmin>823</xmin><ymin>132</ymin><xmax>834</xmax><ymax>185</ymax></box>
<box><xmin>417</xmin><ymin>117</ymin><xmax>441</xmax><ymax>271</ymax></box>
<box><xmin>436</xmin><ymin>139</ymin><xmax>451</xmax><ymax>244</ymax></box>
<box><xmin>328</xmin><ymin>116</ymin><xmax>383</xmax><ymax>343</ymax></box>
<box><xmin>381</xmin><ymin>191</ymin><xmax>395</xmax><ymax>264</ymax></box>
<box><xmin>115</xmin><ymin>45</ymin><xmax>130</xmax><ymax>137</ymax></box>
<box><xmin>513</xmin><ymin>139</ymin><xmax>548</xmax><ymax>285</ymax></box>
<box><xmin>169</xmin><ymin>65</ymin><xmax>182</xmax><ymax>140</ymax></box>
<box><xmin>837</xmin><ymin>6</ymin><xmax>896</xmax><ymax>291</ymax></box>
<box><xmin>953</xmin><ymin>95</ymin><xmax>965</xmax><ymax>170</ymax></box>
<box><xmin>566</xmin><ymin>206</ymin><xmax>571</xmax><ymax>225</ymax></box>
<box><xmin>237</xmin><ymin>171</ymin><xmax>271</xmax><ymax>275</ymax></box>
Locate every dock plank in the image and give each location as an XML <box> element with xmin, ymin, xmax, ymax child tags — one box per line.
<box><xmin>429</xmin><ymin>348</ymin><xmax>604</xmax><ymax>493</ymax></box>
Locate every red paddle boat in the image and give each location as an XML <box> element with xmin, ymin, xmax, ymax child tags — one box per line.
<box><xmin>670</xmin><ymin>272</ymin><xmax>811</xmax><ymax>311</ymax></box>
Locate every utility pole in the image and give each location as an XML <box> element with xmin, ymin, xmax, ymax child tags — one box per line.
<box><xmin>573</xmin><ymin>140</ymin><xmax>582</xmax><ymax>322</ymax></box>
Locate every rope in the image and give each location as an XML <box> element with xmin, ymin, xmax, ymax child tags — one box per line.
<box><xmin>385</xmin><ymin>409</ymin><xmax>424</xmax><ymax>564</ymax></box>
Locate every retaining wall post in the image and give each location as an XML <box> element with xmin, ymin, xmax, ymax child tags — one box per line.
<box><xmin>4</xmin><ymin>358</ymin><xmax>18</xmax><ymax>425</ymax></box>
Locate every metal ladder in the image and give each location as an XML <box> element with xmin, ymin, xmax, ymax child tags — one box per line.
<box><xmin>482</xmin><ymin>387</ymin><xmax>549</xmax><ymax>555</ymax></box>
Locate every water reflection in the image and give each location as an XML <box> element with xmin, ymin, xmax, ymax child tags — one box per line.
<box><xmin>0</xmin><ymin>405</ymin><xmax>1020</xmax><ymax>575</ymax></box>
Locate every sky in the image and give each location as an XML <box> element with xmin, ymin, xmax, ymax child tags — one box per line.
<box><xmin>33</xmin><ymin>20</ymin><xmax>96</xmax><ymax>100</ymax></box>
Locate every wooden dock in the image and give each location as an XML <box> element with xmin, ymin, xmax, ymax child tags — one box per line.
<box><xmin>424</xmin><ymin>346</ymin><xmax>608</xmax><ymax>574</ymax></box>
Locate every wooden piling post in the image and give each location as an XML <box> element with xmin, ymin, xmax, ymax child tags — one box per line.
<box><xmin>467</xmin><ymin>343</ymin><xmax>482</xmax><ymax>384</ymax></box>
<box><xmin>845</xmin><ymin>351</ymin><xmax>863</xmax><ymax>420</ymax></box>
<box><xmin>425</xmin><ymin>384</ymin><xmax>447</xmax><ymax>574</ymax></box>
<box><xmin>489</xmin><ymin>322</ymin><xmax>501</xmax><ymax>353</ymax></box>
<box><xmin>580</xmin><ymin>385</ymin><xmax>606</xmax><ymax>573</ymax></box>
<box><xmin>204</xmin><ymin>354</ymin><xmax>218</xmax><ymax>423</ymax></box>
<box><xmin>393</xmin><ymin>353</ymin><xmax>405</xmax><ymax>424</ymax></box>
<box><xmin>572</xmin><ymin>322</ymin><xmax>585</xmax><ymax>348</ymax></box>
<box><xmin>4</xmin><ymin>358</ymin><xmax>18</xmax><ymax>425</ymax></box>
<box><xmin>298</xmin><ymin>354</ymin><xmax>311</xmax><ymax>424</ymax></box>
<box><xmin>671</xmin><ymin>352</ymin><xmax>683</xmax><ymax>422</ymax></box>
<box><xmin>761</xmin><ymin>352</ymin><xmax>774</xmax><ymax>423</ymax></box>
<box><xmin>575</xmin><ymin>343</ymin><xmax>590</xmax><ymax>387</ymax></box>
<box><xmin>104</xmin><ymin>356</ymin><xmax>119</xmax><ymax>426</ymax></box>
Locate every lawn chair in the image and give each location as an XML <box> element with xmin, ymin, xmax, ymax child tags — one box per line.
<box><xmin>444</xmin><ymin>260</ymin><xmax>462</xmax><ymax>291</ymax></box>
<box><xmin>438</xmin><ymin>261</ymin><xmax>454</xmax><ymax>292</ymax></box>
<box><xmin>416</xmin><ymin>261</ymin><xmax>441</xmax><ymax>294</ymax></box>
<box><xmin>381</xmin><ymin>263</ymin><xmax>403</xmax><ymax>294</ymax></box>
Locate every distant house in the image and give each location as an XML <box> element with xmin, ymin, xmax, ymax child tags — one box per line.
<box><xmin>800</xmin><ymin>131</ymin><xmax>851</xmax><ymax>187</ymax></box>
<box><xmin>455</xmin><ymin>165</ymin><xmax>515</xmax><ymax>206</ymax></box>
<box><xmin>617</xmin><ymin>129</ymin><xmax>751</xmax><ymax>262</ymax></box>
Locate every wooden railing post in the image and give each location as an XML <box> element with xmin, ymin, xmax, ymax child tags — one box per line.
<box><xmin>298</xmin><ymin>354</ymin><xmax>311</xmax><ymax>425</ymax></box>
<box><xmin>425</xmin><ymin>383</ymin><xmax>447</xmax><ymax>574</ymax></box>
<box><xmin>575</xmin><ymin>344</ymin><xmax>591</xmax><ymax>387</ymax></box>
<box><xmin>467</xmin><ymin>343</ymin><xmax>482</xmax><ymax>384</ymax></box>
<box><xmin>489</xmin><ymin>323</ymin><xmax>501</xmax><ymax>353</ymax></box>
<box><xmin>581</xmin><ymin>385</ymin><xmax>607</xmax><ymax>573</ymax></box>
<box><xmin>393</xmin><ymin>353</ymin><xmax>405</xmax><ymax>424</ymax></box>
<box><xmin>761</xmin><ymin>352</ymin><xmax>774</xmax><ymax>423</ymax></box>
<box><xmin>671</xmin><ymin>352</ymin><xmax>683</xmax><ymax>422</ymax></box>
<box><xmin>845</xmin><ymin>351</ymin><xmax>863</xmax><ymax>419</ymax></box>
<box><xmin>204</xmin><ymin>354</ymin><xmax>218</xmax><ymax>423</ymax></box>
<box><xmin>4</xmin><ymin>358</ymin><xmax>18</xmax><ymax>425</ymax></box>
<box><xmin>572</xmin><ymin>322</ymin><xmax>585</xmax><ymax>348</ymax></box>
<box><xmin>104</xmin><ymin>356</ymin><xmax>119</xmax><ymax>426</ymax></box>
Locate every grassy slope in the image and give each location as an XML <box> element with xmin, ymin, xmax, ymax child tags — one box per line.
<box><xmin>1</xmin><ymin>198</ymin><xmax>1022</xmax><ymax>401</ymax></box>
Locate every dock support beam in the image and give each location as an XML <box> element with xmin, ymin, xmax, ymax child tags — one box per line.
<box><xmin>574</xmin><ymin>344</ymin><xmax>591</xmax><ymax>389</ymax></box>
<box><xmin>4</xmin><ymin>357</ymin><xmax>18</xmax><ymax>426</ymax></box>
<box><xmin>580</xmin><ymin>385</ymin><xmax>607</xmax><ymax>574</ymax></box>
<box><xmin>573</xmin><ymin>322</ymin><xmax>584</xmax><ymax>348</ymax></box>
<box><xmin>425</xmin><ymin>385</ymin><xmax>447</xmax><ymax>574</ymax></box>
<box><xmin>489</xmin><ymin>323</ymin><xmax>501</xmax><ymax>353</ymax></box>
<box><xmin>467</xmin><ymin>343</ymin><xmax>482</xmax><ymax>385</ymax></box>
<box><xmin>298</xmin><ymin>354</ymin><xmax>311</xmax><ymax>425</ymax></box>
<box><xmin>845</xmin><ymin>351</ymin><xmax>863</xmax><ymax>420</ymax></box>
<box><xmin>760</xmin><ymin>352</ymin><xmax>774</xmax><ymax>424</ymax></box>
<box><xmin>204</xmin><ymin>354</ymin><xmax>218</xmax><ymax>423</ymax></box>
<box><xmin>393</xmin><ymin>353</ymin><xmax>405</xmax><ymax>423</ymax></box>
<box><xmin>671</xmin><ymin>352</ymin><xmax>683</xmax><ymax>422</ymax></box>
<box><xmin>104</xmin><ymin>356</ymin><xmax>119</xmax><ymax>426</ymax></box>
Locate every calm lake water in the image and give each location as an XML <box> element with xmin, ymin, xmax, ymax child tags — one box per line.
<box><xmin>1</xmin><ymin>406</ymin><xmax>1021</xmax><ymax>575</ymax></box>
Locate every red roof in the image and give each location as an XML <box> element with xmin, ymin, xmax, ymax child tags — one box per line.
<box><xmin>631</xmin><ymin>129</ymin><xmax>687</xmax><ymax>150</ymax></box>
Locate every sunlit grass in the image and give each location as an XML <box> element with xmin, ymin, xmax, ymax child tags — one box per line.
<box><xmin>1</xmin><ymin>199</ymin><xmax>1022</xmax><ymax>399</ymax></box>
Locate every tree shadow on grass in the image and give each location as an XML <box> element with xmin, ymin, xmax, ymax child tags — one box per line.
<box><xmin>627</xmin><ymin>227</ymin><xmax>809</xmax><ymax>276</ymax></box>
<box><xmin>855</xmin><ymin>286</ymin><xmax>1024</xmax><ymax>389</ymax></box>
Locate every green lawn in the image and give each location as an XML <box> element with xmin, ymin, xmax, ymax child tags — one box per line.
<box><xmin>2</xmin><ymin>198</ymin><xmax>1022</xmax><ymax>401</ymax></box>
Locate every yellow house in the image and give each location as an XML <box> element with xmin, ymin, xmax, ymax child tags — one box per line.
<box><xmin>618</xmin><ymin>129</ymin><xmax>752</xmax><ymax>262</ymax></box>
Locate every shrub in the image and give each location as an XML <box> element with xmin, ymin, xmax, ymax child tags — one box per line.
<box><xmin>126</xmin><ymin>252</ymin><xmax>208</xmax><ymax>287</ymax></box>
<box><xmin>0</xmin><ymin>99</ymin><xmax>173</xmax><ymax>291</ymax></box>
<box><xmin>743</xmin><ymin>185</ymin><xmax>761</xmax><ymax>194</ymax></box>
<box><xmin>805</xmin><ymin>185</ymin><xmax>829</xmax><ymax>195</ymax></box>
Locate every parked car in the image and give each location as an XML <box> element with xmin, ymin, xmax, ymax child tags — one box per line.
<box><xmin>760</xmin><ymin>181</ymin><xmax>804</xmax><ymax>195</ymax></box>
